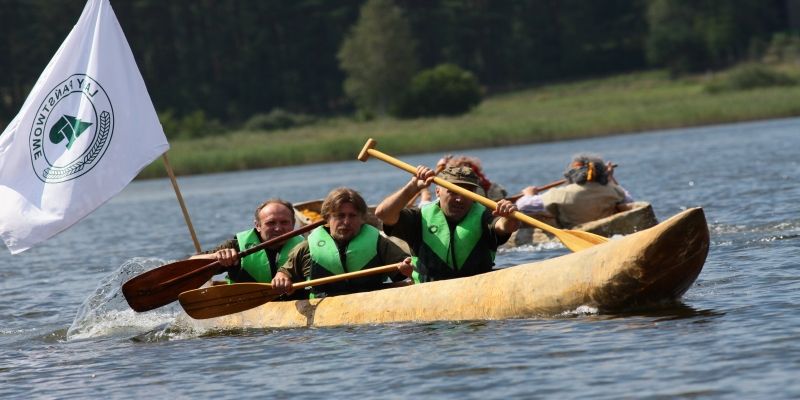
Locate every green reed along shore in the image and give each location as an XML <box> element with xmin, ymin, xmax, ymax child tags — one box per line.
<box><xmin>138</xmin><ymin>69</ymin><xmax>800</xmax><ymax>179</ymax></box>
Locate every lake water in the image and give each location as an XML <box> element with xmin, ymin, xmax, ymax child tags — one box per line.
<box><xmin>1</xmin><ymin>118</ymin><xmax>799</xmax><ymax>398</ymax></box>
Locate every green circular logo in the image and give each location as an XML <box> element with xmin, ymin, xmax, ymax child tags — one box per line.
<box><xmin>28</xmin><ymin>74</ymin><xmax>114</xmax><ymax>183</ymax></box>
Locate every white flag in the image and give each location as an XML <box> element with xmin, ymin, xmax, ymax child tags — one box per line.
<box><xmin>0</xmin><ymin>0</ymin><xmax>169</xmax><ymax>254</ymax></box>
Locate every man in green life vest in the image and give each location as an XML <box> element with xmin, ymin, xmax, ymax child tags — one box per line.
<box><xmin>190</xmin><ymin>199</ymin><xmax>304</xmax><ymax>287</ymax></box>
<box><xmin>375</xmin><ymin>166</ymin><xmax>520</xmax><ymax>283</ymax></box>
<box><xmin>271</xmin><ymin>187</ymin><xmax>413</xmax><ymax>299</ymax></box>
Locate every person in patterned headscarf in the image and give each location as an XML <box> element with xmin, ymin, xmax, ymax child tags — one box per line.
<box><xmin>540</xmin><ymin>153</ymin><xmax>633</xmax><ymax>228</ymax></box>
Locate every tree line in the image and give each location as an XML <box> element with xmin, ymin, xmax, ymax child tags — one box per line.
<box><xmin>0</xmin><ymin>0</ymin><xmax>794</xmax><ymax>130</ymax></box>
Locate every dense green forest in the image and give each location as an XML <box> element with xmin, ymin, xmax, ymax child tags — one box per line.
<box><xmin>0</xmin><ymin>0</ymin><xmax>796</xmax><ymax>132</ymax></box>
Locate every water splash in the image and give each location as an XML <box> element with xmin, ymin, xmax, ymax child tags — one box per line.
<box><xmin>559</xmin><ymin>305</ymin><xmax>599</xmax><ymax>317</ymax></box>
<box><xmin>499</xmin><ymin>233</ymin><xmax>625</xmax><ymax>255</ymax></box>
<box><xmin>499</xmin><ymin>240</ymin><xmax>565</xmax><ymax>253</ymax></box>
<box><xmin>66</xmin><ymin>257</ymin><xmax>181</xmax><ymax>341</ymax></box>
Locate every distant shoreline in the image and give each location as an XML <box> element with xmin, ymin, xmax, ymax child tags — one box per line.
<box><xmin>139</xmin><ymin>69</ymin><xmax>800</xmax><ymax>179</ymax></box>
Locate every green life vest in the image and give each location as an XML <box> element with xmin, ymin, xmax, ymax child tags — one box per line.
<box><xmin>308</xmin><ymin>224</ymin><xmax>379</xmax><ymax>275</ymax></box>
<box><xmin>414</xmin><ymin>201</ymin><xmax>495</xmax><ymax>283</ymax></box>
<box><xmin>232</xmin><ymin>229</ymin><xmax>303</xmax><ymax>283</ymax></box>
<box><xmin>307</xmin><ymin>224</ymin><xmax>381</xmax><ymax>298</ymax></box>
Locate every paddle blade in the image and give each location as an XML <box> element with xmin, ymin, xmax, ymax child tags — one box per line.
<box><xmin>178</xmin><ymin>283</ymin><xmax>281</xmax><ymax>319</ymax></box>
<box><xmin>564</xmin><ymin>229</ymin><xmax>609</xmax><ymax>245</ymax></box>
<box><xmin>552</xmin><ymin>229</ymin><xmax>609</xmax><ymax>252</ymax></box>
<box><xmin>122</xmin><ymin>258</ymin><xmax>219</xmax><ymax>312</ymax></box>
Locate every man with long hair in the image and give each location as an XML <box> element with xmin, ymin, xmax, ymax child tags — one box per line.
<box><xmin>272</xmin><ymin>188</ymin><xmax>412</xmax><ymax>298</ymax></box>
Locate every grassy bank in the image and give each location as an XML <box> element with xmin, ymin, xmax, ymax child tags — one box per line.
<box><xmin>139</xmin><ymin>68</ymin><xmax>800</xmax><ymax>179</ymax></box>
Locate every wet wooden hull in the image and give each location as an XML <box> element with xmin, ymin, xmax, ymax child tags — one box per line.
<box><xmin>506</xmin><ymin>201</ymin><xmax>658</xmax><ymax>247</ymax></box>
<box><xmin>183</xmin><ymin>207</ymin><xmax>708</xmax><ymax>329</ymax></box>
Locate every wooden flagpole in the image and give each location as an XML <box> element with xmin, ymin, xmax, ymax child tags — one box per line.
<box><xmin>161</xmin><ymin>153</ymin><xmax>202</xmax><ymax>253</ymax></box>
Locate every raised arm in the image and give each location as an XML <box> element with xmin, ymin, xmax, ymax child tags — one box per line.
<box><xmin>375</xmin><ymin>165</ymin><xmax>435</xmax><ymax>226</ymax></box>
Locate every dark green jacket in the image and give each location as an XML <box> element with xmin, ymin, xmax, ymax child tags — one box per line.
<box><xmin>383</xmin><ymin>202</ymin><xmax>508</xmax><ymax>283</ymax></box>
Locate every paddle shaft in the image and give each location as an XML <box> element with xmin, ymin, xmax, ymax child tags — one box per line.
<box><xmin>292</xmin><ymin>263</ymin><xmax>404</xmax><ymax>291</ymax></box>
<box><xmin>178</xmin><ymin>262</ymin><xmax>407</xmax><ymax>319</ymax></box>
<box><xmin>505</xmin><ymin>164</ymin><xmax>617</xmax><ymax>202</ymax></box>
<box><xmin>156</xmin><ymin>219</ymin><xmax>325</xmax><ymax>288</ymax></box>
<box><xmin>505</xmin><ymin>179</ymin><xmax>566</xmax><ymax>202</ymax></box>
<box><xmin>357</xmin><ymin>139</ymin><xmax>608</xmax><ymax>251</ymax></box>
<box><xmin>359</xmin><ymin>144</ymin><xmax>551</xmax><ymax>230</ymax></box>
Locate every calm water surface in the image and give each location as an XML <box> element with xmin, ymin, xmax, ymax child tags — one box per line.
<box><xmin>1</xmin><ymin>118</ymin><xmax>799</xmax><ymax>398</ymax></box>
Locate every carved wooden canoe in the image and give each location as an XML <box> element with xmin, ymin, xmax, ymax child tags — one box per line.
<box><xmin>506</xmin><ymin>201</ymin><xmax>659</xmax><ymax>247</ymax></box>
<box><xmin>182</xmin><ymin>207</ymin><xmax>708</xmax><ymax>329</ymax></box>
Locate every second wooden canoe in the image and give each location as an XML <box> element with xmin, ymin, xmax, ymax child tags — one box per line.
<box><xmin>506</xmin><ymin>201</ymin><xmax>658</xmax><ymax>247</ymax></box>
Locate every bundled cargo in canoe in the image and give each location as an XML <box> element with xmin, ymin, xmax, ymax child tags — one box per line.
<box><xmin>506</xmin><ymin>201</ymin><xmax>658</xmax><ymax>248</ymax></box>
<box><xmin>181</xmin><ymin>207</ymin><xmax>709</xmax><ymax>329</ymax></box>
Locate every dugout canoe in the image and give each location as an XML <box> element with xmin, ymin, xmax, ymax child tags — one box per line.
<box><xmin>179</xmin><ymin>207</ymin><xmax>709</xmax><ymax>329</ymax></box>
<box><xmin>506</xmin><ymin>201</ymin><xmax>658</xmax><ymax>247</ymax></box>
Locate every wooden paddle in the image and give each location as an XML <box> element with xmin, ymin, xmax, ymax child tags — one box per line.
<box><xmin>122</xmin><ymin>219</ymin><xmax>325</xmax><ymax>312</ymax></box>
<box><xmin>357</xmin><ymin>138</ymin><xmax>608</xmax><ymax>251</ymax></box>
<box><xmin>505</xmin><ymin>179</ymin><xmax>567</xmax><ymax>202</ymax></box>
<box><xmin>178</xmin><ymin>262</ymin><xmax>407</xmax><ymax>319</ymax></box>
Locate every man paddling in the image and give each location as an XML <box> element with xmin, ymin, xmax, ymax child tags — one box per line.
<box><xmin>375</xmin><ymin>165</ymin><xmax>519</xmax><ymax>283</ymax></box>
<box><xmin>191</xmin><ymin>199</ymin><xmax>303</xmax><ymax>284</ymax></box>
<box><xmin>272</xmin><ymin>188</ymin><xmax>413</xmax><ymax>298</ymax></box>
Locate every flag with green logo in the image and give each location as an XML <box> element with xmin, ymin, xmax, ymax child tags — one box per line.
<box><xmin>0</xmin><ymin>0</ymin><xmax>169</xmax><ymax>254</ymax></box>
